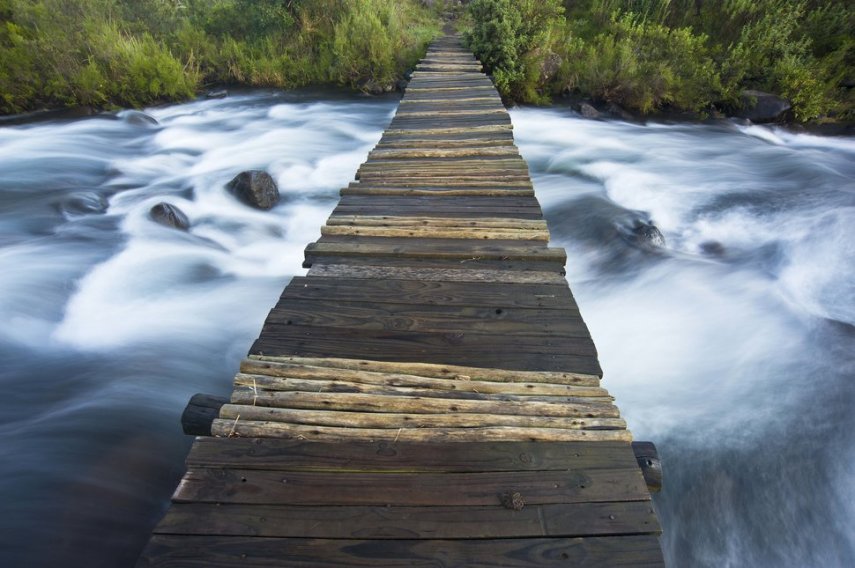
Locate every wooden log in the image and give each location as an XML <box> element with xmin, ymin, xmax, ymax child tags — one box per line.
<box><xmin>210</xmin><ymin>420</ymin><xmax>633</xmax><ymax>442</ymax></box>
<box><xmin>181</xmin><ymin>393</ymin><xmax>228</xmax><ymax>436</ymax></box>
<box><xmin>218</xmin><ymin>404</ymin><xmax>626</xmax><ymax>431</ymax></box>
<box><xmin>340</xmin><ymin>187</ymin><xmax>535</xmax><ymax>197</ymax></box>
<box><xmin>232</xmin><ymin>374</ymin><xmax>611</xmax><ymax>404</ymax></box>
<box><xmin>237</xmin><ymin>362</ymin><xmax>606</xmax><ymax>395</ymax></box>
<box><xmin>320</xmin><ymin>225</ymin><xmax>549</xmax><ymax>241</ymax></box>
<box><xmin>227</xmin><ymin>390</ymin><xmax>619</xmax><ymax>419</ymax></box>
<box><xmin>247</xmin><ymin>356</ymin><xmax>600</xmax><ymax>386</ymax></box>
<box><xmin>632</xmin><ymin>441</ymin><xmax>663</xmax><ymax>493</ymax></box>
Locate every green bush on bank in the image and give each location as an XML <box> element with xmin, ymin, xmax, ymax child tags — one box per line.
<box><xmin>0</xmin><ymin>0</ymin><xmax>442</xmax><ymax>115</ymax></box>
<box><xmin>464</xmin><ymin>0</ymin><xmax>854</xmax><ymax>121</ymax></box>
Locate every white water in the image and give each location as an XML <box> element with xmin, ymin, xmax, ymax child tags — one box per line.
<box><xmin>0</xmin><ymin>93</ymin><xmax>852</xmax><ymax>566</ymax></box>
<box><xmin>513</xmin><ymin>108</ymin><xmax>855</xmax><ymax>567</ymax></box>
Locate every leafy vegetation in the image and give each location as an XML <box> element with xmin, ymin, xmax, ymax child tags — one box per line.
<box><xmin>465</xmin><ymin>0</ymin><xmax>854</xmax><ymax>121</ymax></box>
<box><xmin>0</xmin><ymin>0</ymin><xmax>441</xmax><ymax>114</ymax></box>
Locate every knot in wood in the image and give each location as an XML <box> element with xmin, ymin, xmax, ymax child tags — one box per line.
<box><xmin>500</xmin><ymin>491</ymin><xmax>525</xmax><ymax>511</ymax></box>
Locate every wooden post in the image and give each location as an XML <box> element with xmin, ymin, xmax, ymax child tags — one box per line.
<box><xmin>181</xmin><ymin>393</ymin><xmax>228</xmax><ymax>436</ymax></box>
<box><xmin>632</xmin><ymin>441</ymin><xmax>662</xmax><ymax>493</ymax></box>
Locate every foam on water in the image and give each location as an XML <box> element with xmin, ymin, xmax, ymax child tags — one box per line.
<box><xmin>0</xmin><ymin>90</ymin><xmax>397</xmax><ymax>566</ymax></box>
<box><xmin>512</xmin><ymin>107</ymin><xmax>855</xmax><ymax>567</ymax></box>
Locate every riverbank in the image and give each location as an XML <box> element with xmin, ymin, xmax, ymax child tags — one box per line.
<box><xmin>463</xmin><ymin>0</ymin><xmax>854</xmax><ymax>125</ymax></box>
<box><xmin>0</xmin><ymin>0</ymin><xmax>440</xmax><ymax>116</ymax></box>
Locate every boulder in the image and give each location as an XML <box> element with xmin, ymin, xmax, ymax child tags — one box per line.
<box><xmin>606</xmin><ymin>103</ymin><xmax>635</xmax><ymax>121</ymax></box>
<box><xmin>227</xmin><ymin>170</ymin><xmax>280</xmax><ymax>210</ymax></box>
<box><xmin>119</xmin><ymin>110</ymin><xmax>158</xmax><ymax>126</ymax></box>
<box><xmin>629</xmin><ymin>220</ymin><xmax>666</xmax><ymax>248</ymax></box>
<box><xmin>578</xmin><ymin>102</ymin><xmax>601</xmax><ymax>119</ymax></box>
<box><xmin>395</xmin><ymin>79</ymin><xmax>409</xmax><ymax>92</ymax></box>
<box><xmin>150</xmin><ymin>202</ymin><xmax>190</xmax><ymax>230</ymax></box>
<box><xmin>737</xmin><ymin>90</ymin><xmax>792</xmax><ymax>123</ymax></box>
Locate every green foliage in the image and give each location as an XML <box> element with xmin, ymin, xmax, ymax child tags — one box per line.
<box><xmin>465</xmin><ymin>0</ymin><xmax>853</xmax><ymax>121</ymax></box>
<box><xmin>0</xmin><ymin>0</ymin><xmax>441</xmax><ymax>114</ymax></box>
<box><xmin>465</xmin><ymin>0</ymin><xmax>564</xmax><ymax>102</ymax></box>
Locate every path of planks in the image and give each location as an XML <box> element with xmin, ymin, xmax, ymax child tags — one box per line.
<box><xmin>137</xmin><ymin>33</ymin><xmax>665</xmax><ymax>567</ymax></box>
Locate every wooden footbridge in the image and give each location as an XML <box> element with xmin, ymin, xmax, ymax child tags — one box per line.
<box><xmin>137</xmin><ymin>33</ymin><xmax>664</xmax><ymax>567</ymax></box>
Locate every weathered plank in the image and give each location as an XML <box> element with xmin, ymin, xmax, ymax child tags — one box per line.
<box><xmin>184</xmin><ymin>438</ymin><xmax>641</xmax><ymax>472</ymax></box>
<box><xmin>173</xmin><ymin>468</ymin><xmax>649</xmax><ymax>506</ymax></box>
<box><xmin>155</xmin><ymin>501</ymin><xmax>659</xmax><ymax>539</ymax></box>
<box><xmin>138</xmin><ymin>535</ymin><xmax>665</xmax><ymax>567</ymax></box>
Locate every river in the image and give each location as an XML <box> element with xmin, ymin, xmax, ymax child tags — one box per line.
<box><xmin>0</xmin><ymin>91</ymin><xmax>852</xmax><ymax>567</ymax></box>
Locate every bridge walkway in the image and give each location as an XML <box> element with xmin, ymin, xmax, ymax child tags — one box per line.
<box><xmin>137</xmin><ymin>33</ymin><xmax>664</xmax><ymax>567</ymax></box>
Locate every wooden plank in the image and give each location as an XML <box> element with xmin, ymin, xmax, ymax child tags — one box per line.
<box><xmin>184</xmin><ymin>438</ymin><xmax>641</xmax><ymax>473</ymax></box>
<box><xmin>262</xmin><ymin>299</ymin><xmax>588</xmax><ymax>337</ymax></box>
<box><xmin>280</xmin><ymin>276</ymin><xmax>575</xmax><ymax>310</ymax></box>
<box><xmin>325</xmin><ymin>216</ymin><xmax>548</xmax><ymax>229</ymax></box>
<box><xmin>154</xmin><ymin>501</ymin><xmax>659</xmax><ymax>539</ymax></box>
<box><xmin>173</xmin><ymin>468</ymin><xmax>649</xmax><ymax>506</ymax></box>
<box><xmin>304</xmin><ymin>242</ymin><xmax>566</xmax><ymax>263</ymax></box>
<box><xmin>250</xmin><ymin>326</ymin><xmax>601</xmax><ymax>374</ymax></box>
<box><xmin>137</xmin><ymin>535</ymin><xmax>666</xmax><ymax>567</ymax></box>
<box><xmin>305</xmin><ymin>264</ymin><xmax>568</xmax><ymax>285</ymax></box>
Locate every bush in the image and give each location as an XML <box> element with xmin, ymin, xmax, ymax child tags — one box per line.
<box><xmin>465</xmin><ymin>0</ymin><xmax>564</xmax><ymax>102</ymax></box>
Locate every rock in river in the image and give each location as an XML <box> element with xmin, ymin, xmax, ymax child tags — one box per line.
<box><xmin>737</xmin><ymin>90</ymin><xmax>792</xmax><ymax>123</ymax></box>
<box><xmin>150</xmin><ymin>202</ymin><xmax>190</xmax><ymax>230</ymax></box>
<box><xmin>226</xmin><ymin>170</ymin><xmax>280</xmax><ymax>210</ymax></box>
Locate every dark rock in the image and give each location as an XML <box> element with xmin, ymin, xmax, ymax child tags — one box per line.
<box><xmin>395</xmin><ymin>79</ymin><xmax>409</xmax><ymax>92</ymax></box>
<box><xmin>358</xmin><ymin>79</ymin><xmax>392</xmax><ymax>95</ymax></box>
<box><xmin>606</xmin><ymin>103</ymin><xmax>635</xmax><ymax>121</ymax></box>
<box><xmin>150</xmin><ymin>202</ymin><xmax>190</xmax><ymax>230</ymax></box>
<box><xmin>206</xmin><ymin>89</ymin><xmax>228</xmax><ymax>99</ymax></box>
<box><xmin>226</xmin><ymin>170</ymin><xmax>280</xmax><ymax>210</ymax></box>
<box><xmin>629</xmin><ymin>220</ymin><xmax>666</xmax><ymax>248</ymax></box>
<box><xmin>578</xmin><ymin>102</ymin><xmax>601</xmax><ymax>119</ymax></box>
<box><xmin>119</xmin><ymin>110</ymin><xmax>158</xmax><ymax>126</ymax></box>
<box><xmin>737</xmin><ymin>90</ymin><xmax>792</xmax><ymax>123</ymax></box>
<box><xmin>700</xmin><ymin>240</ymin><xmax>726</xmax><ymax>256</ymax></box>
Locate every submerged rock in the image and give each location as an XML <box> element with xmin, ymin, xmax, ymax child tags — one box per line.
<box><xmin>578</xmin><ymin>102</ymin><xmax>601</xmax><ymax>119</ymax></box>
<box><xmin>206</xmin><ymin>89</ymin><xmax>228</xmax><ymax>99</ymax></box>
<box><xmin>737</xmin><ymin>90</ymin><xmax>792</xmax><ymax>123</ymax></box>
<box><xmin>120</xmin><ymin>110</ymin><xmax>158</xmax><ymax>126</ymax></box>
<box><xmin>226</xmin><ymin>170</ymin><xmax>280</xmax><ymax>210</ymax></box>
<box><xmin>150</xmin><ymin>202</ymin><xmax>190</xmax><ymax>230</ymax></box>
<box><xmin>700</xmin><ymin>240</ymin><xmax>726</xmax><ymax>257</ymax></box>
<box><xmin>61</xmin><ymin>192</ymin><xmax>109</xmax><ymax>216</ymax></box>
<box><xmin>629</xmin><ymin>220</ymin><xmax>666</xmax><ymax>248</ymax></box>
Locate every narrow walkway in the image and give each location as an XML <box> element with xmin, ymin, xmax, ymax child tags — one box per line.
<box><xmin>137</xmin><ymin>34</ymin><xmax>664</xmax><ymax>567</ymax></box>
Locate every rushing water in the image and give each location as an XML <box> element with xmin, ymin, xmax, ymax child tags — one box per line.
<box><xmin>0</xmin><ymin>92</ymin><xmax>852</xmax><ymax>567</ymax></box>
